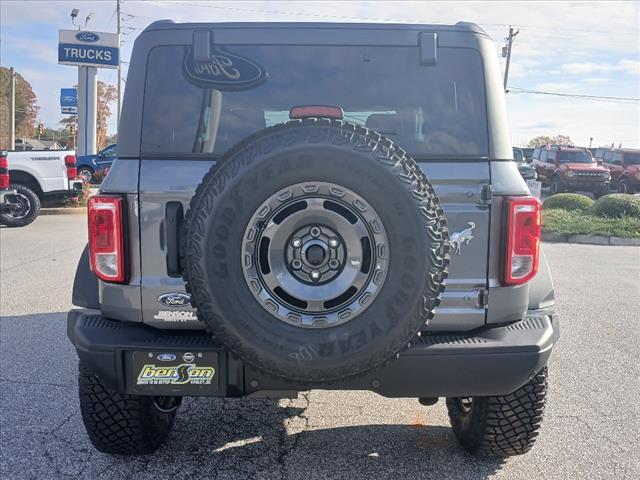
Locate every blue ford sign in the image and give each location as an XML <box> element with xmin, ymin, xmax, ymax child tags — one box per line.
<box><xmin>60</xmin><ymin>88</ymin><xmax>78</xmax><ymax>114</ymax></box>
<box><xmin>75</xmin><ymin>31</ymin><xmax>100</xmax><ymax>43</ymax></box>
<box><xmin>58</xmin><ymin>30</ymin><xmax>119</xmax><ymax>69</ymax></box>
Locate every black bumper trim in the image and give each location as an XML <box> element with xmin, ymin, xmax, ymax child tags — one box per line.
<box><xmin>67</xmin><ymin>308</ymin><xmax>559</xmax><ymax>398</ymax></box>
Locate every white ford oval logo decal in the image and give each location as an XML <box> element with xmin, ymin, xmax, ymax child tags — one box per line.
<box><xmin>157</xmin><ymin>293</ymin><xmax>191</xmax><ymax>308</ymax></box>
<box><xmin>75</xmin><ymin>31</ymin><xmax>100</xmax><ymax>43</ymax></box>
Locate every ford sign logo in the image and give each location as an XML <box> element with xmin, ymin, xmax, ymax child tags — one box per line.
<box><xmin>157</xmin><ymin>293</ymin><xmax>191</xmax><ymax>308</ymax></box>
<box><xmin>157</xmin><ymin>353</ymin><xmax>176</xmax><ymax>362</ymax></box>
<box><xmin>75</xmin><ymin>31</ymin><xmax>100</xmax><ymax>43</ymax></box>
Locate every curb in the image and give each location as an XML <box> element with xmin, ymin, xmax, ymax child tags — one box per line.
<box><xmin>39</xmin><ymin>207</ymin><xmax>87</xmax><ymax>216</ymax></box>
<box><xmin>542</xmin><ymin>232</ymin><xmax>640</xmax><ymax>246</ymax></box>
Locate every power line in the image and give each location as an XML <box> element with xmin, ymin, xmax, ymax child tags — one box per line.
<box><xmin>509</xmin><ymin>87</ymin><xmax>640</xmax><ymax>103</ymax></box>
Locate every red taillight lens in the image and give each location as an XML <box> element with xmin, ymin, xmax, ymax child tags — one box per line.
<box><xmin>88</xmin><ymin>196</ymin><xmax>125</xmax><ymax>283</ymax></box>
<box><xmin>289</xmin><ymin>105</ymin><xmax>344</xmax><ymax>120</ymax></box>
<box><xmin>65</xmin><ymin>154</ymin><xmax>77</xmax><ymax>180</ymax></box>
<box><xmin>0</xmin><ymin>155</ymin><xmax>9</xmax><ymax>190</ymax></box>
<box><xmin>504</xmin><ymin>196</ymin><xmax>541</xmax><ymax>285</ymax></box>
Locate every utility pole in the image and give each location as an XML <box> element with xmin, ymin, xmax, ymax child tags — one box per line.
<box><xmin>9</xmin><ymin>67</ymin><xmax>16</xmax><ymax>150</ymax></box>
<box><xmin>502</xmin><ymin>26</ymin><xmax>519</xmax><ymax>93</ymax></box>
<box><xmin>116</xmin><ymin>0</ymin><xmax>122</xmax><ymax>122</ymax></box>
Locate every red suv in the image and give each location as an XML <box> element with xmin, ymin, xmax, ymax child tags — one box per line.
<box><xmin>533</xmin><ymin>145</ymin><xmax>610</xmax><ymax>196</ymax></box>
<box><xmin>601</xmin><ymin>148</ymin><xmax>640</xmax><ymax>194</ymax></box>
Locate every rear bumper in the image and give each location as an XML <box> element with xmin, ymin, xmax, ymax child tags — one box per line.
<box><xmin>0</xmin><ymin>189</ymin><xmax>18</xmax><ymax>211</ymax></box>
<box><xmin>67</xmin><ymin>308</ymin><xmax>559</xmax><ymax>398</ymax></box>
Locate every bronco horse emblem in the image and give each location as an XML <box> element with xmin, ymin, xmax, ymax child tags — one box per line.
<box><xmin>450</xmin><ymin>222</ymin><xmax>475</xmax><ymax>255</ymax></box>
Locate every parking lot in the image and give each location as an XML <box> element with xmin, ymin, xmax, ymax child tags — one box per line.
<box><xmin>1</xmin><ymin>216</ymin><xmax>639</xmax><ymax>480</ymax></box>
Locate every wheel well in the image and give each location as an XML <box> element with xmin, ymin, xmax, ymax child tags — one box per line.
<box><xmin>9</xmin><ymin>170</ymin><xmax>42</xmax><ymax>196</ymax></box>
<box><xmin>78</xmin><ymin>165</ymin><xmax>95</xmax><ymax>172</ymax></box>
<box><xmin>551</xmin><ymin>172</ymin><xmax>561</xmax><ymax>181</ymax></box>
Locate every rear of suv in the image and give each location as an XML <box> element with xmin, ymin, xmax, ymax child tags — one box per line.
<box><xmin>533</xmin><ymin>145</ymin><xmax>610</xmax><ymax>196</ymax></box>
<box><xmin>601</xmin><ymin>148</ymin><xmax>640</xmax><ymax>194</ymax></box>
<box><xmin>68</xmin><ymin>21</ymin><xmax>559</xmax><ymax>458</ymax></box>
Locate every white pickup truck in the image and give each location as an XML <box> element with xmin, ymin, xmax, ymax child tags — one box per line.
<box><xmin>0</xmin><ymin>149</ymin><xmax>83</xmax><ymax>227</ymax></box>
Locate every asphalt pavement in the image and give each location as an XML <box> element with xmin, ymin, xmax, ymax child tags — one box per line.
<box><xmin>1</xmin><ymin>216</ymin><xmax>639</xmax><ymax>480</ymax></box>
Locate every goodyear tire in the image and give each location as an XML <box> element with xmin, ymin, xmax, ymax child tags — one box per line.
<box><xmin>78</xmin><ymin>363</ymin><xmax>180</xmax><ymax>454</ymax></box>
<box><xmin>0</xmin><ymin>183</ymin><xmax>40</xmax><ymax>227</ymax></box>
<box><xmin>183</xmin><ymin>119</ymin><xmax>449</xmax><ymax>383</ymax></box>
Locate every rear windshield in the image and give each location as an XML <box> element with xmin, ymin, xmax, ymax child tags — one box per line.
<box><xmin>141</xmin><ymin>45</ymin><xmax>488</xmax><ymax>158</ymax></box>
<box><xmin>557</xmin><ymin>151</ymin><xmax>594</xmax><ymax>163</ymax></box>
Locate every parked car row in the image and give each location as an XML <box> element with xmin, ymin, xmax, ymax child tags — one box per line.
<box><xmin>513</xmin><ymin>145</ymin><xmax>640</xmax><ymax>196</ymax></box>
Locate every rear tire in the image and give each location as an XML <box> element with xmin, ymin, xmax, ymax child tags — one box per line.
<box><xmin>0</xmin><ymin>183</ymin><xmax>41</xmax><ymax>227</ymax></box>
<box><xmin>78</xmin><ymin>363</ymin><xmax>179</xmax><ymax>454</ymax></box>
<box><xmin>617</xmin><ymin>179</ymin><xmax>635</xmax><ymax>194</ymax></box>
<box><xmin>446</xmin><ymin>367</ymin><xmax>548</xmax><ymax>457</ymax></box>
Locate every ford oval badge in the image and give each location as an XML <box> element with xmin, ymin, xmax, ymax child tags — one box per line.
<box><xmin>75</xmin><ymin>31</ymin><xmax>100</xmax><ymax>43</ymax></box>
<box><xmin>157</xmin><ymin>293</ymin><xmax>191</xmax><ymax>308</ymax></box>
<box><xmin>184</xmin><ymin>47</ymin><xmax>267</xmax><ymax>90</ymax></box>
<box><xmin>157</xmin><ymin>353</ymin><xmax>176</xmax><ymax>362</ymax></box>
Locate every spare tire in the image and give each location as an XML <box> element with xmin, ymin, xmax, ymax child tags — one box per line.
<box><xmin>183</xmin><ymin>119</ymin><xmax>448</xmax><ymax>383</ymax></box>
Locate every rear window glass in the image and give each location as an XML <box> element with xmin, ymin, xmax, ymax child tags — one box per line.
<box><xmin>141</xmin><ymin>45</ymin><xmax>488</xmax><ymax>157</ymax></box>
<box><xmin>557</xmin><ymin>151</ymin><xmax>594</xmax><ymax>163</ymax></box>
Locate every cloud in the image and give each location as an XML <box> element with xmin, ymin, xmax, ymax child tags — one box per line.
<box><xmin>561</xmin><ymin>59</ymin><xmax>640</xmax><ymax>75</ymax></box>
<box><xmin>534</xmin><ymin>82</ymin><xmax>577</xmax><ymax>92</ymax></box>
<box><xmin>584</xmin><ymin>78</ymin><xmax>609</xmax><ymax>85</ymax></box>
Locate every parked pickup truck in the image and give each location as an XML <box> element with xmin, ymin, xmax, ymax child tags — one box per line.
<box><xmin>0</xmin><ymin>149</ymin><xmax>83</xmax><ymax>227</ymax></box>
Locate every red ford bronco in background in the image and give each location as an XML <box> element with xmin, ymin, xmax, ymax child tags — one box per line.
<box><xmin>600</xmin><ymin>148</ymin><xmax>640</xmax><ymax>194</ymax></box>
<box><xmin>532</xmin><ymin>145</ymin><xmax>610</xmax><ymax>196</ymax></box>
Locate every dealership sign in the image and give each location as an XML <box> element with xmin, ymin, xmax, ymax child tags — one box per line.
<box><xmin>58</xmin><ymin>30</ymin><xmax>119</xmax><ymax>68</ymax></box>
<box><xmin>60</xmin><ymin>88</ymin><xmax>77</xmax><ymax>115</ymax></box>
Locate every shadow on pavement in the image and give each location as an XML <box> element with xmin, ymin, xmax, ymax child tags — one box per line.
<box><xmin>1</xmin><ymin>312</ymin><xmax>506</xmax><ymax>479</ymax></box>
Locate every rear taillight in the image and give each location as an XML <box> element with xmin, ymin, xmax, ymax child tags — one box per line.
<box><xmin>0</xmin><ymin>154</ymin><xmax>9</xmax><ymax>190</ymax></box>
<box><xmin>65</xmin><ymin>154</ymin><xmax>77</xmax><ymax>180</ymax></box>
<box><xmin>504</xmin><ymin>196</ymin><xmax>541</xmax><ymax>285</ymax></box>
<box><xmin>88</xmin><ymin>196</ymin><xmax>125</xmax><ymax>283</ymax></box>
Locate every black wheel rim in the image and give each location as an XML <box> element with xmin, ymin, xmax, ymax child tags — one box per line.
<box><xmin>618</xmin><ymin>182</ymin><xmax>627</xmax><ymax>193</ymax></box>
<box><xmin>242</xmin><ymin>181</ymin><xmax>389</xmax><ymax>328</ymax></box>
<box><xmin>4</xmin><ymin>193</ymin><xmax>31</xmax><ymax>219</ymax></box>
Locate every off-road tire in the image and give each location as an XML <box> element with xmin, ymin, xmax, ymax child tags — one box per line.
<box><xmin>446</xmin><ymin>367</ymin><xmax>548</xmax><ymax>457</ymax></box>
<box><xmin>617</xmin><ymin>178</ymin><xmax>635</xmax><ymax>194</ymax></box>
<box><xmin>183</xmin><ymin>118</ymin><xmax>449</xmax><ymax>383</ymax></box>
<box><xmin>78</xmin><ymin>363</ymin><xmax>178</xmax><ymax>454</ymax></box>
<box><xmin>0</xmin><ymin>183</ymin><xmax>40</xmax><ymax>227</ymax></box>
<box><xmin>549</xmin><ymin>177</ymin><xmax>563</xmax><ymax>195</ymax></box>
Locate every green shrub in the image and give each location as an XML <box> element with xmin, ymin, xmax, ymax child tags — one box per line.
<box><xmin>542</xmin><ymin>209</ymin><xmax>640</xmax><ymax>238</ymax></box>
<box><xmin>588</xmin><ymin>194</ymin><xmax>640</xmax><ymax>218</ymax></box>
<box><xmin>542</xmin><ymin>193</ymin><xmax>594</xmax><ymax>212</ymax></box>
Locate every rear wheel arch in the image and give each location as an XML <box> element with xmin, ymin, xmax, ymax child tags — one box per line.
<box><xmin>9</xmin><ymin>170</ymin><xmax>43</xmax><ymax>198</ymax></box>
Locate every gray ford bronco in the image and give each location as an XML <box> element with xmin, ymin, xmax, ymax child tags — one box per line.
<box><xmin>68</xmin><ymin>21</ymin><xmax>559</xmax><ymax>457</ymax></box>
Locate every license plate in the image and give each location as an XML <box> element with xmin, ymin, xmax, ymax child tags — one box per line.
<box><xmin>128</xmin><ymin>350</ymin><xmax>220</xmax><ymax>395</ymax></box>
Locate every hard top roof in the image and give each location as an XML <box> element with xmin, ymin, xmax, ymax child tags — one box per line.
<box><xmin>142</xmin><ymin>20</ymin><xmax>489</xmax><ymax>36</ymax></box>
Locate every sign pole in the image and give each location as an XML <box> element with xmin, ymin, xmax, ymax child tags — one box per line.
<box><xmin>77</xmin><ymin>66</ymin><xmax>97</xmax><ymax>156</ymax></box>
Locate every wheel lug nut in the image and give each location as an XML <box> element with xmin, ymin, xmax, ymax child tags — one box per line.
<box><xmin>291</xmin><ymin>238</ymin><xmax>302</xmax><ymax>248</ymax></box>
<box><xmin>328</xmin><ymin>259</ymin><xmax>340</xmax><ymax>270</ymax></box>
<box><xmin>328</xmin><ymin>237</ymin><xmax>339</xmax><ymax>248</ymax></box>
<box><xmin>310</xmin><ymin>227</ymin><xmax>321</xmax><ymax>238</ymax></box>
<box><xmin>310</xmin><ymin>270</ymin><xmax>321</xmax><ymax>281</ymax></box>
<box><xmin>291</xmin><ymin>259</ymin><xmax>303</xmax><ymax>270</ymax></box>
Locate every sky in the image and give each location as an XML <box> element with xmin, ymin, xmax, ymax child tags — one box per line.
<box><xmin>1</xmin><ymin>0</ymin><xmax>639</xmax><ymax>148</ymax></box>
